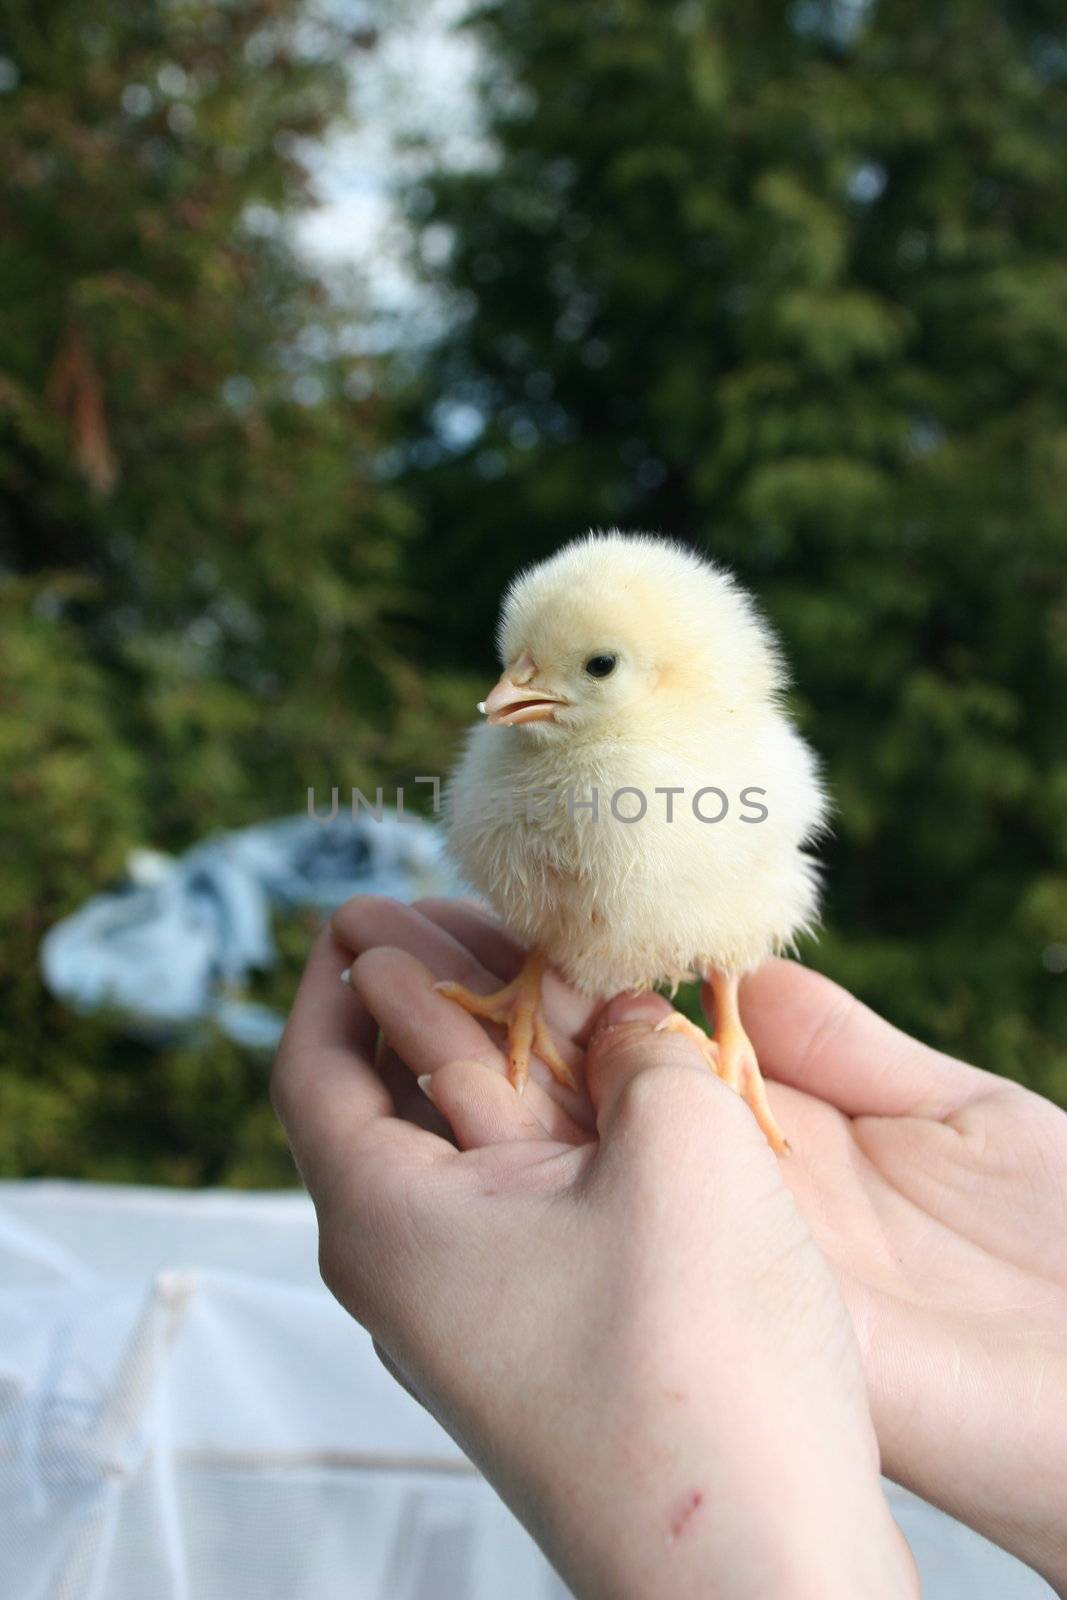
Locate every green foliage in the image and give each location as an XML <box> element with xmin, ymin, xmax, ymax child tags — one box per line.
<box><xmin>399</xmin><ymin>0</ymin><xmax>1067</xmax><ymax>1103</ymax></box>
<box><xmin>4</xmin><ymin>0</ymin><xmax>1066</xmax><ymax>1189</ymax></box>
<box><xmin>0</xmin><ymin>0</ymin><xmax>472</xmax><ymax>1182</ymax></box>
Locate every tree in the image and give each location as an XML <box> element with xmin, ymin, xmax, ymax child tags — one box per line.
<box><xmin>0</xmin><ymin>0</ymin><xmax>469</xmax><ymax>1182</ymax></box>
<box><xmin>400</xmin><ymin>0</ymin><xmax>1067</xmax><ymax>1104</ymax></box>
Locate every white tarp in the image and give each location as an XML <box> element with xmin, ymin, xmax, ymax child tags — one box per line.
<box><xmin>38</xmin><ymin>810</ymin><xmax>451</xmax><ymax>1050</ymax></box>
<box><xmin>0</xmin><ymin>1182</ymin><xmax>1053</xmax><ymax>1600</ymax></box>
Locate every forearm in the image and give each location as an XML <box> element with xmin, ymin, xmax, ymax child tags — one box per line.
<box><xmin>872</xmin><ymin>1311</ymin><xmax>1067</xmax><ymax>1597</ymax></box>
<box><xmin>528</xmin><ymin>1471</ymin><xmax>916</xmax><ymax>1600</ymax></box>
<box><xmin>461</xmin><ymin>1376</ymin><xmax>918</xmax><ymax>1600</ymax></box>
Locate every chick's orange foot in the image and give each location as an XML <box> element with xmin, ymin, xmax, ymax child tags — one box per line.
<box><xmin>655</xmin><ymin>973</ymin><xmax>790</xmax><ymax>1155</ymax></box>
<box><xmin>435</xmin><ymin>950</ymin><xmax>577</xmax><ymax>1095</ymax></box>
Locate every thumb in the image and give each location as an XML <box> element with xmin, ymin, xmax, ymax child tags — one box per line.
<box><xmin>586</xmin><ymin>993</ymin><xmax>745</xmax><ymax>1144</ymax></box>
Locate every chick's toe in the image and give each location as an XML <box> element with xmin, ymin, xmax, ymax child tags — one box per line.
<box><xmin>435</xmin><ymin>950</ymin><xmax>577</xmax><ymax>1095</ymax></box>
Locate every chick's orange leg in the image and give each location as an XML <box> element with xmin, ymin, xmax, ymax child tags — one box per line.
<box><xmin>655</xmin><ymin>974</ymin><xmax>789</xmax><ymax>1155</ymax></box>
<box><xmin>434</xmin><ymin>950</ymin><xmax>576</xmax><ymax>1095</ymax></box>
<box><xmin>708</xmin><ymin>970</ymin><xmax>789</xmax><ymax>1155</ymax></box>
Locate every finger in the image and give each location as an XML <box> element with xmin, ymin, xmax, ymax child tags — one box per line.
<box><xmin>271</xmin><ymin>928</ymin><xmax>398</xmax><ymax>1191</ymax></box>
<box><xmin>736</xmin><ymin>960</ymin><xmax>992</xmax><ymax>1119</ymax></box>
<box><xmin>584</xmin><ymin>992</ymin><xmax>754</xmax><ymax>1150</ymax></box>
<box><xmin>350</xmin><ymin>946</ymin><xmax>590</xmax><ymax>1143</ymax></box>
<box><xmin>417</xmin><ymin>895</ymin><xmax>606</xmax><ymax>1048</ymax></box>
<box><xmin>412</xmin><ymin>896</ymin><xmax>526</xmax><ymax>980</ymax></box>
<box><xmin>333</xmin><ymin>895</ymin><xmax>596</xmax><ymax>1044</ymax></box>
<box><xmin>334</xmin><ymin>894</ymin><xmax>488</xmax><ymax>980</ymax></box>
<box><xmin>273</xmin><ymin>927</ymin><xmax>388</xmax><ymax>1119</ymax></box>
<box><xmin>376</xmin><ymin>1034</ymin><xmax>454</xmax><ymax>1141</ymax></box>
<box><xmin>416</xmin><ymin>896</ymin><xmax>606</xmax><ymax>1044</ymax></box>
<box><xmin>420</xmin><ymin>1059</ymin><xmax>550</xmax><ymax>1149</ymax></box>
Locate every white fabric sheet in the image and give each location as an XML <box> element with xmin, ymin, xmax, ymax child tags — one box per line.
<box><xmin>0</xmin><ymin>1182</ymin><xmax>1052</xmax><ymax>1599</ymax></box>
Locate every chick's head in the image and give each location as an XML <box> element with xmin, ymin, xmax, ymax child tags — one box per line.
<box><xmin>480</xmin><ymin>531</ymin><xmax>785</xmax><ymax>743</ymax></box>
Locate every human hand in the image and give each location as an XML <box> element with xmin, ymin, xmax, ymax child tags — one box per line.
<box><xmin>737</xmin><ymin>959</ymin><xmax>1067</xmax><ymax>1598</ymax></box>
<box><xmin>272</xmin><ymin>897</ymin><xmax>916</xmax><ymax>1600</ymax></box>
<box><xmin>323</xmin><ymin>895</ymin><xmax>1067</xmax><ymax>1594</ymax></box>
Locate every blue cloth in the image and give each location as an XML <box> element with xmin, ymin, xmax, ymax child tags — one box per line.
<box><xmin>39</xmin><ymin>812</ymin><xmax>451</xmax><ymax>1049</ymax></box>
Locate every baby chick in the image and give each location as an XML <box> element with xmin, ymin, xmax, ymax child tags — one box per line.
<box><xmin>440</xmin><ymin>532</ymin><xmax>827</xmax><ymax>1152</ymax></box>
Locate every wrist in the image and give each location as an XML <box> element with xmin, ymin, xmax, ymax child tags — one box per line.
<box><xmin>498</xmin><ymin>1382</ymin><xmax>916</xmax><ymax>1600</ymax></box>
<box><xmin>530</xmin><ymin>1462</ymin><xmax>915</xmax><ymax>1600</ymax></box>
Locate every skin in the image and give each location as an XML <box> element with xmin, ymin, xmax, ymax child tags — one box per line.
<box><xmin>271</xmin><ymin>902</ymin><xmax>1067</xmax><ymax>1600</ymax></box>
<box><xmin>741</xmin><ymin>960</ymin><xmax>1067</xmax><ymax>1595</ymax></box>
<box><xmin>273</xmin><ymin>896</ymin><xmax>923</xmax><ymax>1599</ymax></box>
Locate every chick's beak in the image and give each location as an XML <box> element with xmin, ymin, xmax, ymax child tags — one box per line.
<box><xmin>479</xmin><ymin>658</ymin><xmax>568</xmax><ymax>725</ymax></box>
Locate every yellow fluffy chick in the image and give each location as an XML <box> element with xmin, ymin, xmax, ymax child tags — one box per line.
<box><xmin>440</xmin><ymin>531</ymin><xmax>828</xmax><ymax>1152</ymax></box>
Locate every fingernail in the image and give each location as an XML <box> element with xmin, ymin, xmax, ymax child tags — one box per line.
<box><xmin>340</xmin><ymin>966</ymin><xmax>352</xmax><ymax>986</ymax></box>
<box><xmin>598</xmin><ymin>993</ymin><xmax>668</xmax><ymax>1030</ymax></box>
<box><xmin>416</xmin><ymin>1074</ymin><xmax>437</xmax><ymax>1105</ymax></box>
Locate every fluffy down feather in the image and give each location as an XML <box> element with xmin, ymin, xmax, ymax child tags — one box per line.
<box><xmin>446</xmin><ymin>531</ymin><xmax>827</xmax><ymax>997</ymax></box>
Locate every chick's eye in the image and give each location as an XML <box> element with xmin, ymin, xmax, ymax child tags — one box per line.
<box><xmin>585</xmin><ymin>653</ymin><xmax>617</xmax><ymax>679</ymax></box>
